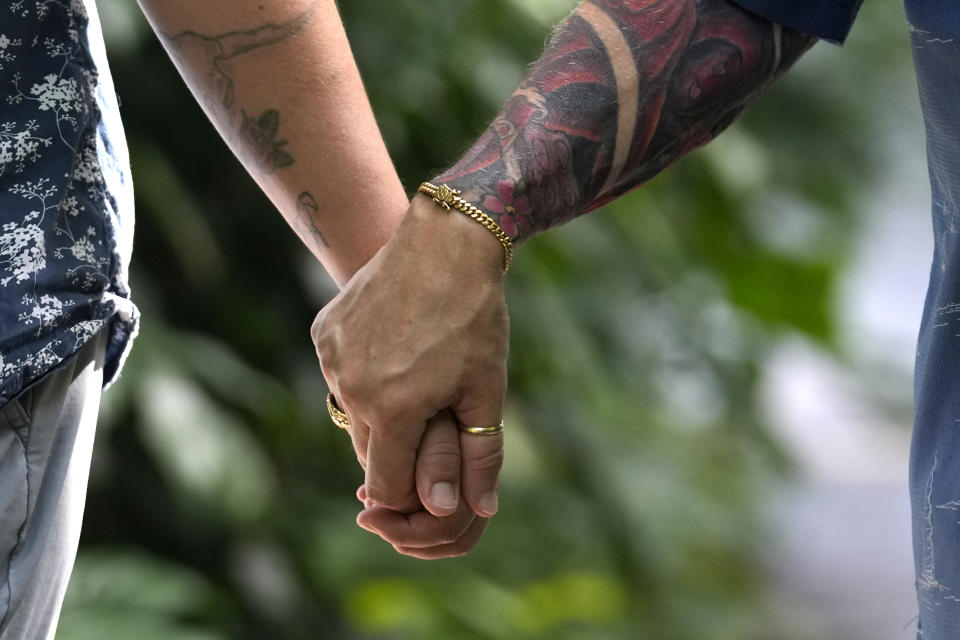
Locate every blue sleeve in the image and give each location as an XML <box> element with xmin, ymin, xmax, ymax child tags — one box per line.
<box><xmin>728</xmin><ymin>0</ymin><xmax>865</xmax><ymax>45</ymax></box>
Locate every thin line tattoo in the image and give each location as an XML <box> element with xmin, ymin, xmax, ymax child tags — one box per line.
<box><xmin>160</xmin><ymin>4</ymin><xmax>317</xmax><ymax>173</ymax></box>
<box><xmin>241</xmin><ymin>108</ymin><xmax>294</xmax><ymax>172</ymax></box>
<box><xmin>295</xmin><ymin>191</ymin><xmax>330</xmax><ymax>252</ymax></box>
<box><xmin>162</xmin><ymin>7</ymin><xmax>316</xmax><ymax>110</ymax></box>
<box><xmin>434</xmin><ymin>0</ymin><xmax>817</xmax><ymax>243</ymax></box>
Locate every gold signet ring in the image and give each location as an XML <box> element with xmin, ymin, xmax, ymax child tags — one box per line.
<box><xmin>326</xmin><ymin>393</ymin><xmax>350</xmax><ymax>430</ymax></box>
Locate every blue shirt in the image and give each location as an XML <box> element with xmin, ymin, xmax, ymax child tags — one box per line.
<box><xmin>730</xmin><ymin>1</ymin><xmax>960</xmax><ymax>637</ymax></box>
<box><xmin>0</xmin><ymin>0</ymin><xmax>137</xmax><ymax>405</ymax></box>
<box><xmin>732</xmin><ymin>0</ymin><xmax>864</xmax><ymax>44</ymax></box>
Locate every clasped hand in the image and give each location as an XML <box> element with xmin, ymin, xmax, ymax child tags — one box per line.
<box><xmin>311</xmin><ymin>195</ymin><xmax>509</xmax><ymax>558</ymax></box>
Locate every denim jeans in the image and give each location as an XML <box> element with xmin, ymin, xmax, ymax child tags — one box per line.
<box><xmin>909</xmin><ymin>16</ymin><xmax>960</xmax><ymax>639</ymax></box>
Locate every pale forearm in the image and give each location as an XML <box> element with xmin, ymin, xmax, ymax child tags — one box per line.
<box><xmin>136</xmin><ymin>0</ymin><xmax>406</xmax><ymax>285</ymax></box>
<box><xmin>435</xmin><ymin>0</ymin><xmax>817</xmax><ymax>244</ymax></box>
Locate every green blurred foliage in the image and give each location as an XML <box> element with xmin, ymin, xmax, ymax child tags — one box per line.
<box><xmin>63</xmin><ymin>1</ymin><xmax>914</xmax><ymax>638</ymax></box>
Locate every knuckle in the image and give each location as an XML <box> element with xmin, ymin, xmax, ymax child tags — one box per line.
<box><xmin>336</xmin><ymin>380</ymin><xmax>361</xmax><ymax>407</ymax></box>
<box><xmin>310</xmin><ymin>311</ymin><xmax>325</xmax><ymax>344</ymax></box>
<box><xmin>465</xmin><ymin>447</ymin><xmax>504</xmax><ymax>474</ymax></box>
<box><xmin>311</xmin><ymin>313</ymin><xmax>338</xmax><ymax>354</ymax></box>
<box><xmin>369</xmin><ymin>386</ymin><xmax>416</xmax><ymax>426</ymax></box>
<box><xmin>363</xmin><ymin>481</ymin><xmax>389</xmax><ymax>502</ymax></box>
<box><xmin>366</xmin><ymin>484</ymin><xmax>414</xmax><ymax>511</ymax></box>
<box><xmin>313</xmin><ymin>334</ymin><xmax>336</xmax><ymax>372</ymax></box>
<box><xmin>336</xmin><ymin>369</ymin><xmax>373</xmax><ymax>409</ymax></box>
<box><xmin>418</xmin><ymin>440</ymin><xmax>462</xmax><ymax>472</ymax></box>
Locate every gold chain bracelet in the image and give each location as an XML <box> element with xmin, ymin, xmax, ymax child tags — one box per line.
<box><xmin>417</xmin><ymin>182</ymin><xmax>514</xmax><ymax>273</ymax></box>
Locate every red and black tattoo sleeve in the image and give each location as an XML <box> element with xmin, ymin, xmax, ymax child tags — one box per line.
<box><xmin>433</xmin><ymin>0</ymin><xmax>816</xmax><ymax>242</ymax></box>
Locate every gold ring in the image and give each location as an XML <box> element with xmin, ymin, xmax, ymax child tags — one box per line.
<box><xmin>459</xmin><ymin>420</ymin><xmax>504</xmax><ymax>436</ymax></box>
<box><xmin>326</xmin><ymin>393</ymin><xmax>350</xmax><ymax>430</ymax></box>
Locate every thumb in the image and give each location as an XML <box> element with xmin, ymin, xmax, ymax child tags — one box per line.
<box><xmin>453</xmin><ymin>383</ymin><xmax>505</xmax><ymax>518</ymax></box>
<box><xmin>415</xmin><ymin>410</ymin><xmax>463</xmax><ymax>516</ymax></box>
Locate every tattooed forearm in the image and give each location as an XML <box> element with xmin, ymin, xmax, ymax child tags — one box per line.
<box><xmin>161</xmin><ymin>7</ymin><xmax>315</xmax><ymax>110</ymax></box>
<box><xmin>435</xmin><ymin>0</ymin><xmax>817</xmax><ymax>242</ymax></box>
<box><xmin>140</xmin><ymin>0</ymin><xmax>407</xmax><ymax>282</ymax></box>
<box><xmin>241</xmin><ymin>108</ymin><xmax>294</xmax><ymax>172</ymax></box>
<box><xmin>295</xmin><ymin>191</ymin><xmax>330</xmax><ymax>252</ymax></box>
<box><xmin>160</xmin><ymin>4</ymin><xmax>317</xmax><ymax>173</ymax></box>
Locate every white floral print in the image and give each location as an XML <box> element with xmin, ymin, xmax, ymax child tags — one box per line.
<box><xmin>0</xmin><ymin>33</ymin><xmax>23</xmax><ymax>70</ymax></box>
<box><xmin>18</xmin><ymin>293</ymin><xmax>71</xmax><ymax>332</ymax></box>
<box><xmin>29</xmin><ymin>74</ymin><xmax>81</xmax><ymax>114</ymax></box>
<box><xmin>0</xmin><ymin>120</ymin><xmax>54</xmax><ymax>175</ymax></box>
<box><xmin>0</xmin><ymin>214</ymin><xmax>45</xmax><ymax>286</ymax></box>
<box><xmin>0</xmin><ymin>0</ymin><xmax>137</xmax><ymax>404</ymax></box>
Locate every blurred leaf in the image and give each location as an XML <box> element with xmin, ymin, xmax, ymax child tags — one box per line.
<box><xmin>59</xmin><ymin>550</ymin><xmax>226</xmax><ymax>640</ymax></box>
<box><xmin>129</xmin><ymin>142</ymin><xmax>226</xmax><ymax>285</ymax></box>
<box><xmin>138</xmin><ymin>367</ymin><xmax>277</xmax><ymax>523</ymax></box>
<box><xmin>346</xmin><ymin>579</ymin><xmax>439</xmax><ymax>636</ymax></box>
<box><xmin>509</xmin><ymin>572</ymin><xmax>629</xmax><ymax>634</ymax></box>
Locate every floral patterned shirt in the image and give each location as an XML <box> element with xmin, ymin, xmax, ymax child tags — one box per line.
<box><xmin>0</xmin><ymin>0</ymin><xmax>137</xmax><ymax>406</ymax></box>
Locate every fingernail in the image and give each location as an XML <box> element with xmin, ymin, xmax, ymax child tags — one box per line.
<box><xmin>479</xmin><ymin>492</ymin><xmax>499</xmax><ymax>516</ymax></box>
<box><xmin>430</xmin><ymin>482</ymin><xmax>457</xmax><ymax>510</ymax></box>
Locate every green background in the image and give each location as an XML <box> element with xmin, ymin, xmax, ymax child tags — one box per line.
<box><xmin>62</xmin><ymin>1</ymin><xmax>917</xmax><ymax>638</ymax></box>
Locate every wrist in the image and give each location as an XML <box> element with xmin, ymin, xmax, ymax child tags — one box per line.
<box><xmin>404</xmin><ymin>193</ymin><xmax>507</xmax><ymax>282</ymax></box>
